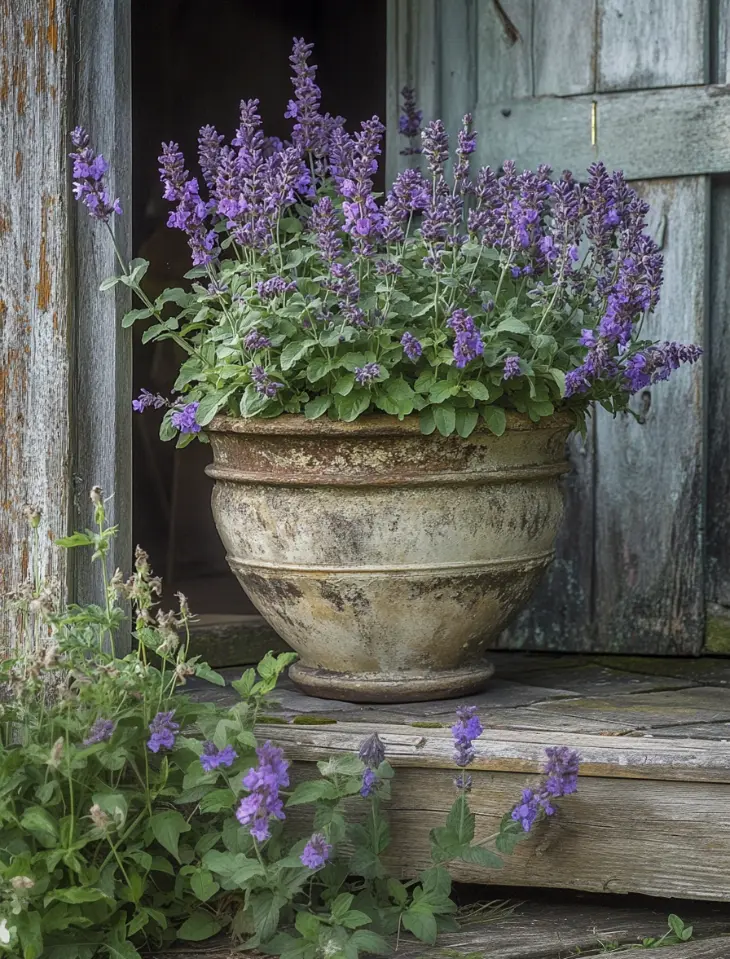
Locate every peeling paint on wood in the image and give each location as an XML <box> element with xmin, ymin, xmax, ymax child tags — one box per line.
<box><xmin>0</xmin><ymin>0</ymin><xmax>72</xmax><ymax>651</ymax></box>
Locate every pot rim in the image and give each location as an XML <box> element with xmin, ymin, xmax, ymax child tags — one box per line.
<box><xmin>207</xmin><ymin>409</ymin><xmax>575</xmax><ymax>437</ymax></box>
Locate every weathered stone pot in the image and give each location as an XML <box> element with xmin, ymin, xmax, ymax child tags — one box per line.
<box><xmin>206</xmin><ymin>413</ymin><xmax>571</xmax><ymax>703</ymax></box>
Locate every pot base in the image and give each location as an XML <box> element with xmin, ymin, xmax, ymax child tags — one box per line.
<box><xmin>288</xmin><ymin>660</ymin><xmax>495</xmax><ymax>704</ymax></box>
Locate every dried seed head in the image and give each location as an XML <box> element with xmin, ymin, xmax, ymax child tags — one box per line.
<box><xmin>90</xmin><ymin>486</ymin><xmax>104</xmax><ymax>506</ymax></box>
<box><xmin>89</xmin><ymin>804</ymin><xmax>110</xmax><ymax>829</ymax></box>
<box><xmin>48</xmin><ymin>737</ymin><xmax>65</xmax><ymax>768</ymax></box>
<box><xmin>42</xmin><ymin>645</ymin><xmax>60</xmax><ymax>668</ymax></box>
<box><xmin>10</xmin><ymin>876</ymin><xmax>34</xmax><ymax>891</ymax></box>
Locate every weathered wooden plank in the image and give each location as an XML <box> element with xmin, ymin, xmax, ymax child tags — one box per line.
<box><xmin>70</xmin><ymin>0</ymin><xmax>132</xmax><ymax>645</ymax></box>
<box><xmin>715</xmin><ymin>0</ymin><xmax>730</xmax><ymax>84</ymax></box>
<box><xmin>476</xmin><ymin>0</ymin><xmax>534</xmax><ymax>104</ymax></box>
<box><xmin>474</xmin><ymin>85</ymin><xmax>730</xmax><ymax>181</ymax></box>
<box><xmin>0</xmin><ymin>0</ymin><xmax>74</xmax><ymax>651</ymax></box>
<box><xmin>597</xmin><ymin>0</ymin><xmax>708</xmax><ymax>92</ymax></box>
<box><xmin>149</xmin><ymin>901</ymin><xmax>730</xmax><ymax>959</ymax></box>
<box><xmin>707</xmin><ymin>180</ymin><xmax>730</xmax><ymax>609</ymax></box>
<box><xmin>593</xmin><ymin>179</ymin><xmax>706</xmax><ymax>654</ymax></box>
<box><xmin>259</xmin><ymin>719</ymin><xmax>730</xmax><ymax>783</ymax></box>
<box><xmin>282</xmin><ymin>765</ymin><xmax>730</xmax><ymax>900</ymax></box>
<box><xmin>533</xmin><ymin>0</ymin><xmax>597</xmax><ymax>96</ymax></box>
<box><xmin>438</xmin><ymin>0</ymin><xmax>478</xmax><ymax>152</ymax></box>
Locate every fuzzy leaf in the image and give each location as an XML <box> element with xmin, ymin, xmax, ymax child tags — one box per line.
<box><xmin>149</xmin><ymin>809</ymin><xmax>191</xmax><ymax>860</ymax></box>
<box><xmin>304</xmin><ymin>395</ymin><xmax>332</xmax><ymax>419</ymax></box>
<box><xmin>177</xmin><ymin>913</ymin><xmax>223</xmax><ymax>942</ymax></box>
<box><xmin>433</xmin><ymin>405</ymin><xmax>456</xmax><ymax>436</ymax></box>
<box><xmin>281</xmin><ymin>340</ymin><xmax>317</xmax><ymax>370</ymax></box>
<box><xmin>481</xmin><ymin>405</ymin><xmax>507</xmax><ymax>436</ymax></box>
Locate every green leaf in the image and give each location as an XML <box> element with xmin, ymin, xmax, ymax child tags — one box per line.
<box><xmin>304</xmin><ymin>394</ymin><xmax>333</xmax><ymax>419</ymax></box>
<box><xmin>433</xmin><ymin>405</ymin><xmax>456</xmax><ymax>437</ymax></box>
<box><xmin>200</xmin><ymin>789</ymin><xmax>235</xmax><ymax>814</ymax></box>
<box><xmin>414</xmin><ymin>370</ymin><xmax>437</xmax><ymax>394</ymax></box>
<box><xmin>402</xmin><ymin>905</ymin><xmax>437</xmax><ymax>945</ymax></box>
<box><xmin>281</xmin><ymin>340</ymin><xmax>317</xmax><ymax>370</ymax></box>
<box><xmin>497</xmin><ymin>317</ymin><xmax>530</xmax><ymax>335</ymax></box>
<box><xmin>340</xmin><ymin>910</ymin><xmax>372</xmax><ymax>930</ymax></box>
<box><xmin>334</xmin><ymin>389</ymin><xmax>371</xmax><ymax>422</ymax></box>
<box><xmin>287</xmin><ymin>779</ymin><xmax>338</xmax><ymax>806</ymax></box>
<box><xmin>195</xmin><ymin>661</ymin><xmax>226</xmax><ymax>686</ymax></box>
<box><xmin>149</xmin><ymin>810</ymin><xmax>191</xmax><ymax>860</ymax></box>
<box><xmin>155</xmin><ymin>286</ymin><xmax>191</xmax><ymax>308</ymax></box>
<box><xmin>177</xmin><ymin>912</ymin><xmax>223</xmax><ymax>942</ymax></box>
<box><xmin>295</xmin><ymin>911</ymin><xmax>321</xmax><ymax>940</ymax></box>
<box><xmin>190</xmin><ymin>868</ymin><xmax>220</xmax><ymax>902</ymax></box>
<box><xmin>46</xmin><ymin>886</ymin><xmax>110</xmax><ymax>905</ymax></box>
<box><xmin>307</xmin><ymin>356</ymin><xmax>333</xmax><ymax>382</ymax></box>
<box><xmin>333</xmin><ymin>373</ymin><xmax>356</xmax><ymax>396</ymax></box>
<box><xmin>455</xmin><ymin>408</ymin><xmax>479</xmax><ymax>438</ymax></box>
<box><xmin>387</xmin><ymin>878</ymin><xmax>409</xmax><ymax>907</ymax></box>
<box><xmin>420</xmin><ymin>866</ymin><xmax>453</xmax><ymax>905</ymax></box>
<box><xmin>428</xmin><ymin>381</ymin><xmax>460</xmax><ymax>404</ymax></box>
<box><xmin>339</xmin><ymin>351</ymin><xmax>367</xmax><ymax>372</ymax></box>
<box><xmin>196</xmin><ymin>389</ymin><xmax>234</xmax><ymax>427</ymax></box>
<box><xmin>419</xmin><ymin>407</ymin><xmax>436</xmax><ymax>435</ymax></box>
<box><xmin>330</xmin><ymin>893</ymin><xmax>355</xmax><ymax>922</ymax></box>
<box><xmin>252</xmin><ymin>891</ymin><xmax>287</xmax><ymax>943</ymax></box>
<box><xmin>21</xmin><ymin>806</ymin><xmax>59</xmax><ymax>845</ymax></box>
<box><xmin>202</xmin><ymin>850</ymin><xmax>265</xmax><ymax>885</ymax></box>
<box><xmin>91</xmin><ymin>791</ymin><xmax>128</xmax><ymax>826</ymax></box>
<box><xmin>446</xmin><ymin>794</ymin><xmax>475</xmax><ymax>845</ymax></box>
<box><xmin>457</xmin><ymin>844</ymin><xmax>504</xmax><ymax>869</ymax></box>
<box><xmin>279</xmin><ymin>216</ymin><xmax>303</xmax><ymax>234</ymax></box>
<box><xmin>481</xmin><ymin>406</ymin><xmax>507</xmax><ymax>436</ymax></box>
<box><xmin>55</xmin><ymin>532</ymin><xmax>94</xmax><ymax>549</ymax></box>
<box><xmin>121</xmin><ymin>307</ymin><xmax>153</xmax><ymax>328</ymax></box>
<box><xmin>99</xmin><ymin>275</ymin><xmax>121</xmax><ymax>291</ymax></box>
<box><xmin>350</xmin><ymin>930</ymin><xmax>392</xmax><ymax>956</ymax></box>
<box><xmin>549</xmin><ymin>368</ymin><xmax>566</xmax><ymax>396</ymax></box>
<box><xmin>464</xmin><ymin>380</ymin><xmax>491</xmax><ymax>402</ymax></box>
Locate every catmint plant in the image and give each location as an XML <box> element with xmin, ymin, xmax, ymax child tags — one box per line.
<box><xmin>73</xmin><ymin>40</ymin><xmax>699</xmax><ymax>448</ymax></box>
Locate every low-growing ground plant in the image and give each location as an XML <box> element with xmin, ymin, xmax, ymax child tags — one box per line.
<box><xmin>0</xmin><ymin>494</ymin><xmax>580</xmax><ymax>959</ymax></box>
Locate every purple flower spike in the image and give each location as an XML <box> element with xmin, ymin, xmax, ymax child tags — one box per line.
<box><xmin>83</xmin><ymin>718</ymin><xmax>116</xmax><ymax>747</ymax></box>
<box><xmin>512</xmin><ymin>787</ymin><xmax>541</xmax><ymax>832</ymax></box>
<box><xmin>200</xmin><ymin>741</ymin><xmax>238</xmax><ymax>773</ymax></box>
<box><xmin>447</xmin><ymin>309</ymin><xmax>483</xmax><ymax>369</ymax></box>
<box><xmin>171</xmin><ymin>401</ymin><xmax>201</xmax><ymax>434</ymax></box>
<box><xmin>250</xmin><ymin>365</ymin><xmax>284</xmax><ymax>398</ymax></box>
<box><xmin>300</xmin><ymin>832</ymin><xmax>332</xmax><ymax>869</ymax></box>
<box><xmin>503</xmin><ymin>355</ymin><xmax>521</xmax><ymax>380</ymax></box>
<box><xmin>401</xmin><ymin>331</ymin><xmax>423</xmax><ymax>361</ymax></box>
<box><xmin>243</xmin><ymin>328</ymin><xmax>272</xmax><ymax>352</ymax></box>
<box><xmin>236</xmin><ymin>741</ymin><xmax>290</xmax><ymax>843</ymax></box>
<box><xmin>542</xmin><ymin>746</ymin><xmax>580</xmax><ymax>797</ymax></box>
<box><xmin>360</xmin><ymin>767</ymin><xmax>379</xmax><ymax>798</ymax></box>
<box><xmin>354</xmin><ymin>363</ymin><xmax>380</xmax><ymax>386</ymax></box>
<box><xmin>147</xmin><ymin>711</ymin><xmax>180</xmax><ymax>753</ymax></box>
<box><xmin>132</xmin><ymin>389</ymin><xmax>167</xmax><ymax>413</ymax></box>
<box><xmin>70</xmin><ymin>127</ymin><xmax>122</xmax><ymax>222</ymax></box>
<box><xmin>399</xmin><ymin>86</ymin><xmax>423</xmax><ymax>156</ymax></box>
<box><xmin>451</xmin><ymin>705</ymin><xmax>483</xmax><ymax>774</ymax></box>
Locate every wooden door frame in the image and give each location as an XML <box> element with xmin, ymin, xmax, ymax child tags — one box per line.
<box><xmin>0</xmin><ymin>0</ymin><xmax>132</xmax><ymax>650</ymax></box>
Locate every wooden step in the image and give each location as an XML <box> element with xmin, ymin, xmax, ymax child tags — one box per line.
<box><xmin>152</xmin><ymin>896</ymin><xmax>730</xmax><ymax>958</ymax></box>
<box><xmin>189</xmin><ymin>652</ymin><xmax>730</xmax><ymax>902</ymax></box>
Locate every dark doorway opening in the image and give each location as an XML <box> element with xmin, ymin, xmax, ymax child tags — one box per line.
<box><xmin>131</xmin><ymin>0</ymin><xmax>387</xmax><ymax>617</ymax></box>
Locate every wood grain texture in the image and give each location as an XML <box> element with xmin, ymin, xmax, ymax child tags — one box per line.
<box><xmin>707</xmin><ymin>180</ymin><xmax>730</xmax><ymax>608</ymax></box>
<box><xmin>476</xmin><ymin>0</ymin><xmax>534</xmax><ymax>104</ymax></box>
<box><xmin>594</xmin><ymin>179</ymin><xmax>706</xmax><ymax>654</ymax></box>
<box><xmin>0</xmin><ymin>0</ymin><xmax>73</xmax><ymax>650</ymax></box>
<box><xmin>149</xmin><ymin>901</ymin><xmax>730</xmax><ymax>959</ymax></box>
<box><xmin>533</xmin><ymin>0</ymin><xmax>597</xmax><ymax>96</ymax></box>
<box><xmin>70</xmin><ymin>0</ymin><xmax>132</xmax><ymax>637</ymax></box>
<box><xmin>597</xmin><ymin>0</ymin><xmax>708</xmax><ymax>91</ymax></box>
<box><xmin>474</xmin><ymin>85</ymin><xmax>730</xmax><ymax>181</ymax></box>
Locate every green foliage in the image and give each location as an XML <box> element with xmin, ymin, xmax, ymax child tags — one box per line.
<box><xmin>0</xmin><ymin>499</ymin><xmax>572</xmax><ymax>958</ymax></box>
<box><xmin>592</xmin><ymin>914</ymin><xmax>695</xmax><ymax>953</ymax></box>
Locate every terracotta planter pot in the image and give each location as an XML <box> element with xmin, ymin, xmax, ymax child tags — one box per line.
<box><xmin>206</xmin><ymin>413</ymin><xmax>571</xmax><ymax>703</ymax></box>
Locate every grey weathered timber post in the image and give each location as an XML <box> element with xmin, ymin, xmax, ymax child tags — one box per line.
<box><xmin>387</xmin><ymin>0</ymin><xmax>726</xmax><ymax>655</ymax></box>
<box><xmin>0</xmin><ymin>0</ymin><xmax>132</xmax><ymax>651</ymax></box>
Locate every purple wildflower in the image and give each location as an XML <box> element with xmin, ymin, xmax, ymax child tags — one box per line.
<box><xmin>236</xmin><ymin>741</ymin><xmax>289</xmax><ymax>842</ymax></box>
<box><xmin>243</xmin><ymin>328</ymin><xmax>272</xmax><ymax>351</ymax></box>
<box><xmin>354</xmin><ymin>363</ymin><xmax>380</xmax><ymax>385</ymax></box>
<box><xmin>300</xmin><ymin>833</ymin><xmax>332</xmax><ymax>870</ymax></box>
<box><xmin>198</xmin><ymin>125</ymin><xmax>225</xmax><ymax>189</ymax></box>
<box><xmin>340</xmin><ymin>117</ymin><xmax>386</xmax><ymax>255</ymax></box>
<box><xmin>453</xmin><ymin>114</ymin><xmax>477</xmax><ymax>193</ymax></box>
<box><xmin>164</xmin><ymin>174</ymin><xmax>217</xmax><ymax>266</ymax></box>
<box><xmin>447</xmin><ymin>309</ymin><xmax>484</xmax><ymax>368</ymax></box>
<box><xmin>421</xmin><ymin>119</ymin><xmax>449</xmax><ymax>181</ymax></box>
<box><xmin>83</xmin><ymin>718</ymin><xmax>116</xmax><ymax>747</ymax></box>
<box><xmin>132</xmin><ymin>389</ymin><xmax>167</xmax><ymax>413</ymax></box>
<box><xmin>401</xmin><ymin>332</ymin><xmax>423</xmax><ymax>361</ymax></box>
<box><xmin>623</xmin><ymin>342</ymin><xmax>702</xmax><ymax>394</ymax></box>
<box><xmin>250</xmin><ymin>365</ymin><xmax>284</xmax><ymax>398</ymax></box>
<box><xmin>451</xmin><ymin>705</ymin><xmax>483</xmax><ymax>773</ymax></box>
<box><xmin>511</xmin><ymin>746</ymin><xmax>581</xmax><ymax>832</ymax></box>
<box><xmin>360</xmin><ymin>767</ymin><xmax>379</xmax><ymax>798</ymax></box>
<box><xmin>309</xmin><ymin>195</ymin><xmax>344</xmax><ymax>264</ymax></box>
<box><xmin>286</xmin><ymin>38</ymin><xmax>326</xmax><ymax>156</ymax></box>
<box><xmin>399</xmin><ymin>86</ymin><xmax>423</xmax><ymax>156</ymax></box>
<box><xmin>200</xmin><ymin>741</ymin><xmax>238</xmax><ymax>773</ymax></box>
<box><xmin>147</xmin><ymin>711</ymin><xmax>180</xmax><ymax>753</ymax></box>
<box><xmin>170</xmin><ymin>401</ymin><xmax>201</xmax><ymax>434</ymax></box>
<box><xmin>256</xmin><ymin>276</ymin><xmax>297</xmax><ymax>300</ymax></box>
<box><xmin>503</xmin><ymin>355</ymin><xmax>521</xmax><ymax>380</ymax></box>
<box><xmin>70</xmin><ymin>127</ymin><xmax>122</xmax><ymax>222</ymax></box>
<box><xmin>383</xmin><ymin>168</ymin><xmax>430</xmax><ymax>242</ymax></box>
